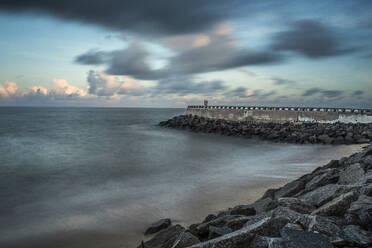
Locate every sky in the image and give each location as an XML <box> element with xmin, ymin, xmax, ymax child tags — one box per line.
<box><xmin>0</xmin><ymin>0</ymin><xmax>371</xmax><ymax>108</ymax></box>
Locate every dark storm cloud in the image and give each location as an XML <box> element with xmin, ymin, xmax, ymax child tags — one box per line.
<box><xmin>271</xmin><ymin>77</ymin><xmax>298</xmax><ymax>85</ymax></box>
<box><xmin>75</xmin><ymin>50</ymin><xmax>107</xmax><ymax>65</ymax></box>
<box><xmin>0</xmin><ymin>0</ymin><xmax>230</xmax><ymax>36</ymax></box>
<box><xmin>302</xmin><ymin>88</ymin><xmax>321</xmax><ymax>97</ymax></box>
<box><xmin>76</xmin><ymin>32</ymin><xmax>282</xmax><ymax>80</ymax></box>
<box><xmin>302</xmin><ymin>88</ymin><xmax>344</xmax><ymax>98</ymax></box>
<box><xmin>226</xmin><ymin>87</ymin><xmax>277</xmax><ymax>99</ymax></box>
<box><xmin>321</xmin><ymin>90</ymin><xmax>343</xmax><ymax>98</ymax></box>
<box><xmin>272</xmin><ymin>20</ymin><xmax>357</xmax><ymax>58</ymax></box>
<box><xmin>151</xmin><ymin>77</ymin><xmax>227</xmax><ymax>96</ymax></box>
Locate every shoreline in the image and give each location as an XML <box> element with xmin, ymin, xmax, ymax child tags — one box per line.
<box><xmin>137</xmin><ymin>118</ymin><xmax>372</xmax><ymax>248</ymax></box>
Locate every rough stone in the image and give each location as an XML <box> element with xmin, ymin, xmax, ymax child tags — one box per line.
<box><xmin>140</xmin><ymin>225</ymin><xmax>185</xmax><ymax>248</ymax></box>
<box><xmin>171</xmin><ymin>231</ymin><xmax>200</xmax><ymax>248</ymax></box>
<box><xmin>274</xmin><ymin>180</ymin><xmax>305</xmax><ymax>199</ymax></box>
<box><xmin>186</xmin><ymin>228</ymin><xmax>255</xmax><ymax>248</ymax></box>
<box><xmin>230</xmin><ymin>205</ymin><xmax>256</xmax><ymax>216</ymax></box>
<box><xmin>338</xmin><ymin>163</ymin><xmax>365</xmax><ymax>184</ymax></box>
<box><xmin>277</xmin><ymin>197</ymin><xmax>315</xmax><ymax>214</ymax></box>
<box><xmin>295</xmin><ymin>214</ymin><xmax>343</xmax><ymax>239</ymax></box>
<box><xmin>243</xmin><ymin>216</ymin><xmax>289</xmax><ymax>237</ymax></box>
<box><xmin>304</xmin><ymin>169</ymin><xmax>339</xmax><ymax>192</ymax></box>
<box><xmin>342</xmin><ymin>225</ymin><xmax>372</xmax><ymax>247</ymax></box>
<box><xmin>347</xmin><ymin>195</ymin><xmax>372</xmax><ymax>231</ymax></box>
<box><xmin>208</xmin><ymin>226</ymin><xmax>233</xmax><ymax>240</ymax></box>
<box><xmin>250</xmin><ymin>197</ymin><xmax>278</xmax><ymax>214</ymax></box>
<box><xmin>299</xmin><ymin>184</ymin><xmax>346</xmax><ymax>207</ymax></box>
<box><xmin>249</xmin><ymin>236</ymin><xmax>285</xmax><ymax>248</ymax></box>
<box><xmin>312</xmin><ymin>191</ymin><xmax>358</xmax><ymax>216</ymax></box>
<box><xmin>280</xmin><ymin>226</ymin><xmax>333</xmax><ymax>248</ymax></box>
<box><xmin>145</xmin><ymin>219</ymin><xmax>172</xmax><ymax>235</ymax></box>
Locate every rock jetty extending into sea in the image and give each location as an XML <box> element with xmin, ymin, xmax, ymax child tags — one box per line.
<box><xmin>138</xmin><ymin>145</ymin><xmax>372</xmax><ymax>248</ymax></box>
<box><xmin>159</xmin><ymin>115</ymin><xmax>372</xmax><ymax>145</ymax></box>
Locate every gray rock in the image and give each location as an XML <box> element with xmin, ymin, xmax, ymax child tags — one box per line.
<box><xmin>244</xmin><ymin>216</ymin><xmax>289</xmax><ymax>237</ymax></box>
<box><xmin>318</xmin><ymin>134</ymin><xmax>333</xmax><ymax>144</ymax></box>
<box><xmin>171</xmin><ymin>231</ymin><xmax>200</xmax><ymax>248</ymax></box>
<box><xmin>249</xmin><ymin>236</ymin><xmax>285</xmax><ymax>248</ymax></box>
<box><xmin>250</xmin><ymin>197</ymin><xmax>278</xmax><ymax>214</ymax></box>
<box><xmin>208</xmin><ymin>226</ymin><xmax>233</xmax><ymax>240</ymax></box>
<box><xmin>304</xmin><ymin>169</ymin><xmax>339</xmax><ymax>192</ymax></box>
<box><xmin>225</xmin><ymin>216</ymin><xmax>251</xmax><ymax>231</ymax></box>
<box><xmin>230</xmin><ymin>205</ymin><xmax>256</xmax><ymax>216</ymax></box>
<box><xmin>312</xmin><ymin>190</ymin><xmax>358</xmax><ymax>216</ymax></box>
<box><xmin>274</xmin><ymin>180</ymin><xmax>305</xmax><ymax>199</ymax></box>
<box><xmin>140</xmin><ymin>225</ymin><xmax>185</xmax><ymax>248</ymax></box>
<box><xmin>338</xmin><ymin>163</ymin><xmax>365</xmax><ymax>184</ymax></box>
<box><xmin>277</xmin><ymin>197</ymin><xmax>315</xmax><ymax>214</ymax></box>
<box><xmin>295</xmin><ymin>214</ymin><xmax>343</xmax><ymax>238</ymax></box>
<box><xmin>195</xmin><ymin>215</ymin><xmax>242</xmax><ymax>238</ymax></box>
<box><xmin>186</xmin><ymin>228</ymin><xmax>255</xmax><ymax>248</ymax></box>
<box><xmin>270</xmin><ymin>206</ymin><xmax>304</xmax><ymax>223</ymax></box>
<box><xmin>145</xmin><ymin>218</ymin><xmax>172</xmax><ymax>235</ymax></box>
<box><xmin>299</xmin><ymin>184</ymin><xmax>346</xmax><ymax>207</ymax></box>
<box><xmin>347</xmin><ymin>195</ymin><xmax>372</xmax><ymax>231</ymax></box>
<box><xmin>342</xmin><ymin>225</ymin><xmax>372</xmax><ymax>247</ymax></box>
<box><xmin>202</xmin><ymin>214</ymin><xmax>217</xmax><ymax>223</ymax></box>
<box><xmin>280</xmin><ymin>226</ymin><xmax>333</xmax><ymax>248</ymax></box>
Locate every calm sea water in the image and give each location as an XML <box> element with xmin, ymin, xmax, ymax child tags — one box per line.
<box><xmin>0</xmin><ymin>107</ymin><xmax>362</xmax><ymax>248</ymax></box>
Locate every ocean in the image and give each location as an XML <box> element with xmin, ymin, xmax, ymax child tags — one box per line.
<box><xmin>0</xmin><ymin>107</ymin><xmax>362</xmax><ymax>248</ymax></box>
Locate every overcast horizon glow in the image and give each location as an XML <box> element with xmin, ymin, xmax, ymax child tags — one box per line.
<box><xmin>0</xmin><ymin>0</ymin><xmax>371</xmax><ymax>108</ymax></box>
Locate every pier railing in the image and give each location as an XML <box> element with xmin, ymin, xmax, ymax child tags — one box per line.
<box><xmin>187</xmin><ymin>105</ymin><xmax>372</xmax><ymax>114</ymax></box>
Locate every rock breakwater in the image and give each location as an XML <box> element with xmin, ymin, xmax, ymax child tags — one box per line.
<box><xmin>138</xmin><ymin>145</ymin><xmax>372</xmax><ymax>248</ymax></box>
<box><xmin>159</xmin><ymin>115</ymin><xmax>372</xmax><ymax>145</ymax></box>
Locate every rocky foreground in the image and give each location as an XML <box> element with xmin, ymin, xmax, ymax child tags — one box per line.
<box><xmin>138</xmin><ymin>144</ymin><xmax>372</xmax><ymax>248</ymax></box>
<box><xmin>159</xmin><ymin>115</ymin><xmax>372</xmax><ymax>145</ymax></box>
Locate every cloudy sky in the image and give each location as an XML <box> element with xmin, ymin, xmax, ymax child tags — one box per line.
<box><xmin>0</xmin><ymin>0</ymin><xmax>371</xmax><ymax>108</ymax></box>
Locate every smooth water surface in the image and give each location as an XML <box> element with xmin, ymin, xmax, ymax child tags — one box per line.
<box><xmin>0</xmin><ymin>107</ymin><xmax>362</xmax><ymax>248</ymax></box>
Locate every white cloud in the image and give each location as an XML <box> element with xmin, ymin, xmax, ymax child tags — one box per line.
<box><xmin>0</xmin><ymin>81</ymin><xmax>18</xmax><ymax>99</ymax></box>
<box><xmin>52</xmin><ymin>79</ymin><xmax>87</xmax><ymax>97</ymax></box>
<box><xmin>87</xmin><ymin>70</ymin><xmax>143</xmax><ymax>97</ymax></box>
<box><xmin>28</xmin><ymin>86</ymin><xmax>48</xmax><ymax>95</ymax></box>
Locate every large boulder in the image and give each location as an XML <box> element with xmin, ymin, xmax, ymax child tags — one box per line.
<box><xmin>299</xmin><ymin>184</ymin><xmax>346</xmax><ymax>207</ymax></box>
<box><xmin>294</xmin><ymin>214</ymin><xmax>343</xmax><ymax>241</ymax></box>
<box><xmin>186</xmin><ymin>228</ymin><xmax>255</xmax><ymax>248</ymax></box>
<box><xmin>145</xmin><ymin>219</ymin><xmax>172</xmax><ymax>235</ymax></box>
<box><xmin>249</xmin><ymin>197</ymin><xmax>278</xmax><ymax>214</ymax></box>
<box><xmin>230</xmin><ymin>205</ymin><xmax>256</xmax><ymax>216</ymax></box>
<box><xmin>342</xmin><ymin>225</ymin><xmax>372</xmax><ymax>247</ymax></box>
<box><xmin>243</xmin><ymin>216</ymin><xmax>289</xmax><ymax>237</ymax></box>
<box><xmin>280</xmin><ymin>226</ymin><xmax>333</xmax><ymax>248</ymax></box>
<box><xmin>277</xmin><ymin>198</ymin><xmax>315</xmax><ymax>214</ymax></box>
<box><xmin>274</xmin><ymin>180</ymin><xmax>305</xmax><ymax>199</ymax></box>
<box><xmin>194</xmin><ymin>215</ymin><xmax>243</xmax><ymax>239</ymax></box>
<box><xmin>312</xmin><ymin>191</ymin><xmax>358</xmax><ymax>216</ymax></box>
<box><xmin>208</xmin><ymin>226</ymin><xmax>233</xmax><ymax>240</ymax></box>
<box><xmin>347</xmin><ymin>195</ymin><xmax>372</xmax><ymax>231</ymax></box>
<box><xmin>249</xmin><ymin>236</ymin><xmax>285</xmax><ymax>248</ymax></box>
<box><xmin>338</xmin><ymin>163</ymin><xmax>365</xmax><ymax>185</ymax></box>
<box><xmin>140</xmin><ymin>225</ymin><xmax>185</xmax><ymax>248</ymax></box>
<box><xmin>171</xmin><ymin>231</ymin><xmax>200</xmax><ymax>248</ymax></box>
<box><xmin>304</xmin><ymin>169</ymin><xmax>339</xmax><ymax>192</ymax></box>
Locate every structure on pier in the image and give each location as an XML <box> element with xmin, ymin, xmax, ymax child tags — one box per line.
<box><xmin>186</xmin><ymin>105</ymin><xmax>372</xmax><ymax>123</ymax></box>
